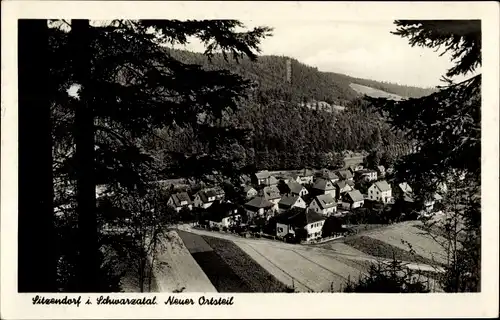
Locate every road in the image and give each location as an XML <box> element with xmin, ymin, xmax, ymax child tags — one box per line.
<box><xmin>175</xmin><ymin>224</ymin><xmax>445</xmax><ymax>274</ymax></box>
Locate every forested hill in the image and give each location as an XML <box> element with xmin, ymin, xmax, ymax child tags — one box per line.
<box><xmin>165</xmin><ymin>48</ymin><xmax>437</xmax><ymax>105</ymax></box>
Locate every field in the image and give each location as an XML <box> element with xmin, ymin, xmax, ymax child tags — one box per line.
<box><xmin>176</xmin><ymin>230</ymin><xmax>290</xmax><ymax>292</ymax></box>
<box><xmin>201</xmin><ymin>236</ymin><xmax>291</xmax><ymax>292</ymax></box>
<box><xmin>175</xmin><ymin>222</ymin><xmax>446</xmax><ymax>292</ymax></box>
<box><xmin>349</xmin><ymin>83</ymin><xmax>403</xmax><ymax>100</ymax></box>
<box><xmin>343</xmin><ymin>235</ymin><xmax>436</xmax><ymax>265</ymax></box>
<box><xmin>358</xmin><ymin>221</ymin><xmax>448</xmax><ymax>265</ymax></box>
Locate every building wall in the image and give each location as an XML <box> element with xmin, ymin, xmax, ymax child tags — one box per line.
<box><xmin>276</xmin><ymin>222</ymin><xmax>291</xmax><ymax>237</ymax></box>
<box><xmin>368</xmin><ymin>186</ymin><xmax>392</xmax><ymax>203</ymax></box>
<box><xmin>306</xmin><ymin>220</ymin><xmax>324</xmax><ymax>239</ymax></box>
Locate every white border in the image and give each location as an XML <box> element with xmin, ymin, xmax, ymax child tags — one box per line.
<box><xmin>1</xmin><ymin>1</ymin><xmax>499</xmax><ymax>319</ymax></box>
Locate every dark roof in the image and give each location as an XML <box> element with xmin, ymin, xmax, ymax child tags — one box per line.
<box><xmin>287</xmin><ymin>181</ymin><xmax>304</xmax><ymax>194</ymax></box>
<box><xmin>336</xmin><ymin>180</ymin><xmax>352</xmax><ymax>190</ymax></box>
<box><xmin>313</xmin><ymin>178</ymin><xmax>335</xmax><ymax>191</ymax></box>
<box><xmin>278</xmin><ymin>195</ymin><xmax>300</xmax><ymax>208</ymax></box>
<box><xmin>171</xmin><ymin>192</ymin><xmax>192</xmax><ymax>207</ymax></box>
<box><xmin>315</xmin><ymin>194</ymin><xmax>336</xmax><ymax>209</ymax></box>
<box><xmin>260</xmin><ymin>186</ymin><xmax>281</xmax><ymax>200</ymax></box>
<box><xmin>345</xmin><ymin>189</ymin><xmax>364</xmax><ymax>203</ymax></box>
<box><xmin>288</xmin><ymin>210</ymin><xmax>325</xmax><ymax>228</ymax></box>
<box><xmin>373</xmin><ymin>180</ymin><xmax>391</xmax><ymax>192</ymax></box>
<box><xmin>337</xmin><ymin>169</ymin><xmax>353</xmax><ymax>179</ymax></box>
<box><xmin>243</xmin><ymin>185</ymin><xmax>256</xmax><ymax>193</ymax></box>
<box><xmin>245</xmin><ymin>196</ymin><xmax>275</xmax><ymax>210</ymax></box>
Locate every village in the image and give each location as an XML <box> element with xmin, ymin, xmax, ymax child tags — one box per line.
<box><xmin>164</xmin><ymin>151</ymin><xmax>445</xmax><ymax>245</ymax></box>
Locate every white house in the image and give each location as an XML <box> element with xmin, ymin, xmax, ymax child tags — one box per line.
<box><xmin>357</xmin><ymin>169</ymin><xmax>378</xmax><ymax>182</ymax></box>
<box><xmin>286</xmin><ymin>181</ymin><xmax>309</xmax><ymax>197</ymax></box>
<box><xmin>252</xmin><ymin>170</ymin><xmax>270</xmax><ymax>186</ymax></box>
<box><xmin>244</xmin><ymin>196</ymin><xmax>276</xmax><ymax>221</ymax></box>
<box><xmin>276</xmin><ymin>209</ymin><xmax>325</xmax><ymax>241</ymax></box>
<box><xmin>167</xmin><ymin>192</ymin><xmax>193</xmax><ymax>212</ymax></box>
<box><xmin>278</xmin><ymin>195</ymin><xmax>307</xmax><ymax>213</ymax></box>
<box><xmin>308</xmin><ymin>194</ymin><xmax>337</xmax><ymax>216</ymax></box>
<box><xmin>193</xmin><ymin>189</ymin><xmax>219</xmax><ymax>209</ymax></box>
<box><xmin>243</xmin><ymin>185</ymin><xmax>258</xmax><ymax>199</ymax></box>
<box><xmin>207</xmin><ymin>202</ymin><xmax>241</xmax><ymax>228</ymax></box>
<box><xmin>342</xmin><ymin>189</ymin><xmax>365</xmax><ymax>210</ymax></box>
<box><xmin>376</xmin><ymin>165</ymin><xmax>386</xmax><ymax>177</ymax></box>
<box><xmin>368</xmin><ymin>180</ymin><xmax>393</xmax><ymax>204</ymax></box>
<box><xmin>312</xmin><ymin>178</ymin><xmax>336</xmax><ymax>198</ymax></box>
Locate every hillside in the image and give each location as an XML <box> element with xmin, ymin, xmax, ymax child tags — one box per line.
<box><xmin>165</xmin><ymin>48</ymin><xmax>436</xmax><ymax>105</ymax></box>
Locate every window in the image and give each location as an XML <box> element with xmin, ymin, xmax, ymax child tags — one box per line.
<box><xmin>278</xmin><ymin>227</ymin><xmax>283</xmax><ymax>233</ymax></box>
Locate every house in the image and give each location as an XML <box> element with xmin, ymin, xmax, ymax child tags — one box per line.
<box><xmin>252</xmin><ymin>170</ymin><xmax>270</xmax><ymax>186</ymax></box>
<box><xmin>193</xmin><ymin>190</ymin><xmax>217</xmax><ymax>209</ymax></box>
<box><xmin>311</xmin><ymin>178</ymin><xmax>336</xmax><ymax>198</ymax></box>
<box><xmin>276</xmin><ymin>209</ymin><xmax>325</xmax><ymax>241</ymax></box>
<box><xmin>243</xmin><ymin>185</ymin><xmax>258</xmax><ymax>199</ymax></box>
<box><xmin>239</xmin><ymin>174</ymin><xmax>251</xmax><ymax>187</ymax></box>
<box><xmin>287</xmin><ymin>172</ymin><xmax>301</xmax><ymax>183</ymax></box>
<box><xmin>342</xmin><ymin>189</ymin><xmax>365</xmax><ymax>210</ymax></box>
<box><xmin>356</xmin><ymin>169</ymin><xmax>378</xmax><ymax>182</ymax></box>
<box><xmin>244</xmin><ymin>196</ymin><xmax>276</xmax><ymax>221</ymax></box>
<box><xmin>206</xmin><ymin>202</ymin><xmax>241</xmax><ymax>228</ymax></box>
<box><xmin>298</xmin><ymin>168</ymin><xmax>315</xmax><ymax>184</ymax></box>
<box><xmin>394</xmin><ymin>182</ymin><xmax>414</xmax><ymax>203</ymax></box>
<box><xmin>278</xmin><ymin>195</ymin><xmax>307</xmax><ymax>213</ymax></box>
<box><xmin>167</xmin><ymin>192</ymin><xmax>193</xmax><ymax>212</ymax></box>
<box><xmin>289</xmin><ymin>210</ymin><xmax>326</xmax><ymax>241</ymax></box>
<box><xmin>349</xmin><ymin>164</ymin><xmax>364</xmax><ymax>173</ymax></box>
<box><xmin>423</xmin><ymin>193</ymin><xmax>444</xmax><ymax>213</ymax></box>
<box><xmin>308</xmin><ymin>194</ymin><xmax>337</xmax><ymax>216</ymax></box>
<box><xmin>343</xmin><ymin>151</ymin><xmax>366</xmax><ymax>169</ymax></box>
<box><xmin>286</xmin><ymin>181</ymin><xmax>309</xmax><ymax>197</ymax></box>
<box><xmin>260</xmin><ymin>185</ymin><xmax>282</xmax><ymax>205</ymax></box>
<box><xmin>368</xmin><ymin>180</ymin><xmax>393</xmax><ymax>204</ymax></box>
<box><xmin>376</xmin><ymin>165</ymin><xmax>386</xmax><ymax>177</ymax></box>
<box><xmin>336</xmin><ymin>169</ymin><xmax>354</xmax><ymax>181</ymax></box>
<box><xmin>193</xmin><ymin>188</ymin><xmax>225</xmax><ymax>209</ymax></box>
<box><xmin>335</xmin><ymin>180</ymin><xmax>354</xmax><ymax>200</ymax></box>
<box><xmin>319</xmin><ymin>169</ymin><xmax>340</xmax><ymax>183</ymax></box>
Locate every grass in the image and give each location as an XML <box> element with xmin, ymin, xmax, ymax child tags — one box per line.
<box><xmin>191</xmin><ymin>251</ymin><xmax>254</xmax><ymax>292</ymax></box>
<box><xmin>177</xmin><ymin>230</ymin><xmax>291</xmax><ymax>292</ymax></box>
<box><xmin>202</xmin><ymin>236</ymin><xmax>291</xmax><ymax>292</ymax></box>
<box><xmin>344</xmin><ymin>235</ymin><xmax>436</xmax><ymax>265</ymax></box>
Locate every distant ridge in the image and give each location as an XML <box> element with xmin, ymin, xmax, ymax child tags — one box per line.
<box><xmin>164</xmin><ymin>48</ymin><xmax>437</xmax><ymax>105</ymax></box>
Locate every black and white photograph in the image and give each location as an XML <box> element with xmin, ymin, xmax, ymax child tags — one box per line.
<box><xmin>1</xmin><ymin>1</ymin><xmax>499</xmax><ymax>319</ymax></box>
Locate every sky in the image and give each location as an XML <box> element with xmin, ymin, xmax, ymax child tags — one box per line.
<box><xmin>177</xmin><ymin>20</ymin><xmax>474</xmax><ymax>88</ymax></box>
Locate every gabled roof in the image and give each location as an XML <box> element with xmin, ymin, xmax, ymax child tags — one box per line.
<box><xmin>245</xmin><ymin>196</ymin><xmax>275</xmax><ymax>210</ymax></box>
<box><xmin>260</xmin><ymin>185</ymin><xmax>281</xmax><ymax>200</ymax></box>
<box><xmin>336</xmin><ymin>180</ymin><xmax>353</xmax><ymax>190</ymax></box>
<box><xmin>243</xmin><ymin>185</ymin><xmax>256</xmax><ymax>193</ymax></box>
<box><xmin>170</xmin><ymin>192</ymin><xmax>192</xmax><ymax>207</ymax></box>
<box><xmin>268</xmin><ymin>175</ymin><xmax>279</xmax><ymax>185</ymax></box>
<box><xmin>433</xmin><ymin>193</ymin><xmax>443</xmax><ymax>201</ymax></box>
<box><xmin>300</xmin><ymin>168</ymin><xmax>314</xmax><ymax>177</ymax></box>
<box><xmin>287</xmin><ymin>209</ymin><xmax>325</xmax><ymax>228</ymax></box>
<box><xmin>315</xmin><ymin>194</ymin><xmax>336</xmax><ymax>209</ymax></box>
<box><xmin>278</xmin><ymin>195</ymin><xmax>301</xmax><ymax>208</ymax></box>
<box><xmin>207</xmin><ymin>201</ymin><xmax>239</xmax><ymax>222</ymax></box>
<box><xmin>255</xmin><ymin>170</ymin><xmax>270</xmax><ymax>179</ymax></box>
<box><xmin>313</xmin><ymin>178</ymin><xmax>335</xmax><ymax>191</ymax></box>
<box><xmin>346</xmin><ymin>180</ymin><xmax>355</xmax><ymax>187</ymax></box>
<box><xmin>345</xmin><ymin>189</ymin><xmax>364</xmax><ymax>203</ymax></box>
<box><xmin>337</xmin><ymin>169</ymin><xmax>353</xmax><ymax>179</ymax></box>
<box><xmin>398</xmin><ymin>182</ymin><xmax>413</xmax><ymax>194</ymax></box>
<box><xmin>373</xmin><ymin>180</ymin><xmax>391</xmax><ymax>192</ymax></box>
<box><xmin>286</xmin><ymin>181</ymin><xmax>305</xmax><ymax>194</ymax></box>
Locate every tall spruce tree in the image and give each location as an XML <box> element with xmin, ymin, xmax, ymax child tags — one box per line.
<box><xmin>49</xmin><ymin>19</ymin><xmax>272</xmax><ymax>291</ymax></box>
<box><xmin>368</xmin><ymin>20</ymin><xmax>481</xmax><ymax>292</ymax></box>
